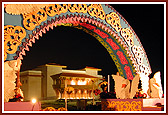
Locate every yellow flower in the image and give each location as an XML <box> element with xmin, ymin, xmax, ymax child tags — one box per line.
<box><xmin>57</xmin><ymin>107</ymin><xmax>68</xmax><ymax>111</ymax></box>
<box><xmin>99</xmin><ymin>81</ymin><xmax>108</xmax><ymax>87</ymax></box>
<box><xmin>43</xmin><ymin>107</ymin><xmax>56</xmax><ymax>111</ymax></box>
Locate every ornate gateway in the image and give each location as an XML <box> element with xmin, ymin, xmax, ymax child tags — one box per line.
<box><xmin>3</xmin><ymin>3</ymin><xmax>152</xmax><ymax>101</ymax></box>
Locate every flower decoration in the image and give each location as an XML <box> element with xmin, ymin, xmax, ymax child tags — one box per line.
<box><xmin>42</xmin><ymin>107</ymin><xmax>57</xmax><ymax>111</ymax></box>
<box><xmin>8</xmin><ymin>93</ymin><xmax>23</xmax><ymax>102</ymax></box>
<box><xmin>95</xmin><ymin>81</ymin><xmax>116</xmax><ymax>99</ymax></box>
<box><xmin>8</xmin><ymin>88</ymin><xmax>23</xmax><ymax>102</ymax></box>
<box><xmin>98</xmin><ymin>81</ymin><xmax>108</xmax><ymax>91</ymax></box>
<box><xmin>15</xmin><ymin>94</ymin><xmax>22</xmax><ymax>99</ymax></box>
<box><xmin>99</xmin><ymin>81</ymin><xmax>108</xmax><ymax>86</ymax></box>
<box><xmin>57</xmin><ymin>107</ymin><xmax>68</xmax><ymax>111</ymax></box>
<box><xmin>41</xmin><ymin>107</ymin><xmax>68</xmax><ymax>111</ymax></box>
<box><xmin>93</xmin><ymin>89</ymin><xmax>101</xmax><ymax>96</ymax></box>
<box><xmin>135</xmin><ymin>89</ymin><xmax>147</xmax><ymax>98</ymax></box>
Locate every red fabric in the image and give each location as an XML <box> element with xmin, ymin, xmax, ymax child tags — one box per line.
<box><xmin>117</xmin><ymin>51</ymin><xmax>128</xmax><ymax>65</ymax></box>
<box><xmin>106</xmin><ymin>38</ymin><xmax>120</xmax><ymax>50</ymax></box>
<box><xmin>124</xmin><ymin>65</ymin><xmax>133</xmax><ymax>80</ymax></box>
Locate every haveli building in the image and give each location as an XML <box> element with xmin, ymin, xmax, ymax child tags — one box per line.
<box><xmin>20</xmin><ymin>63</ymin><xmax>103</xmax><ymax>101</ymax></box>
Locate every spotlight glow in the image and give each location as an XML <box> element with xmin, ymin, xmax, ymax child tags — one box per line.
<box><xmin>32</xmin><ymin>98</ymin><xmax>36</xmax><ymax>104</ymax></box>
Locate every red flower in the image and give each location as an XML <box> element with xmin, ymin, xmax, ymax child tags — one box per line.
<box><xmin>15</xmin><ymin>95</ymin><xmax>19</xmax><ymax>98</ymax></box>
<box><xmin>94</xmin><ymin>89</ymin><xmax>101</xmax><ymax>96</ymax></box>
<box><xmin>139</xmin><ymin>94</ymin><xmax>143</xmax><ymax>97</ymax></box>
<box><xmin>143</xmin><ymin>93</ymin><xmax>147</xmax><ymax>98</ymax></box>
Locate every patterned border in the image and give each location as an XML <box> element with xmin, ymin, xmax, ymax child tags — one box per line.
<box><xmin>105</xmin><ymin>4</ymin><xmax>152</xmax><ymax>74</ymax></box>
<box><xmin>12</xmin><ymin>15</ymin><xmax>136</xmax><ymax>79</ymax></box>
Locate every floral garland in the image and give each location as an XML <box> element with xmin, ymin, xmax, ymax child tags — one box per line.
<box><xmin>134</xmin><ymin>89</ymin><xmax>147</xmax><ymax>98</ymax></box>
<box><xmin>42</xmin><ymin>107</ymin><xmax>57</xmax><ymax>111</ymax></box>
<box><xmin>96</xmin><ymin>80</ymin><xmax>117</xmax><ymax>99</ymax></box>
<box><xmin>98</xmin><ymin>81</ymin><xmax>108</xmax><ymax>86</ymax></box>
<box><xmin>41</xmin><ymin>107</ymin><xmax>67</xmax><ymax>111</ymax></box>
<box><xmin>8</xmin><ymin>94</ymin><xmax>23</xmax><ymax>102</ymax></box>
<box><xmin>93</xmin><ymin>89</ymin><xmax>101</xmax><ymax>96</ymax></box>
<box><xmin>8</xmin><ymin>88</ymin><xmax>23</xmax><ymax>102</ymax></box>
<box><xmin>98</xmin><ymin>81</ymin><xmax>108</xmax><ymax>91</ymax></box>
<box><xmin>57</xmin><ymin>107</ymin><xmax>68</xmax><ymax>111</ymax></box>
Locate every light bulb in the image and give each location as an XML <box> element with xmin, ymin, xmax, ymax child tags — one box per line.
<box><xmin>32</xmin><ymin>98</ymin><xmax>36</xmax><ymax>104</ymax></box>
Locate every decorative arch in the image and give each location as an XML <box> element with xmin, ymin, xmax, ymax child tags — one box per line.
<box><xmin>4</xmin><ymin>4</ymin><xmax>152</xmax><ymax>80</ymax></box>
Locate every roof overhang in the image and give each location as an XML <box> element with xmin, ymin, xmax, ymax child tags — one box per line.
<box><xmin>61</xmin><ymin>72</ymin><xmax>99</xmax><ymax>78</ymax></box>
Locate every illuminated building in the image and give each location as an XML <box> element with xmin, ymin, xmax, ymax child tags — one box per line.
<box><xmin>20</xmin><ymin>63</ymin><xmax>103</xmax><ymax>100</ymax></box>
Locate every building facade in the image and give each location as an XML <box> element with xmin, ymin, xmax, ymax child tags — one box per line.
<box><xmin>20</xmin><ymin>63</ymin><xmax>103</xmax><ymax>101</ymax></box>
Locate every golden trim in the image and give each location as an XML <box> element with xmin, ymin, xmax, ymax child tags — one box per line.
<box><xmin>68</xmin><ymin>4</ymin><xmax>87</xmax><ymax>13</ymax></box>
<box><xmin>5</xmin><ymin>4</ymin><xmax>48</xmax><ymax>15</ymax></box>
<box><xmin>121</xmin><ymin>28</ymin><xmax>134</xmax><ymax>47</ymax></box>
<box><xmin>23</xmin><ymin>9</ymin><xmax>47</xmax><ymax>30</ymax></box>
<box><xmin>106</xmin><ymin>100</ymin><xmax>142</xmax><ymax>111</ymax></box>
<box><xmin>106</xmin><ymin>12</ymin><xmax>122</xmax><ymax>32</ymax></box>
<box><xmin>4</xmin><ymin>25</ymin><xmax>26</xmax><ymax>60</ymax></box>
<box><xmin>87</xmin><ymin>4</ymin><xmax>105</xmax><ymax>20</ymax></box>
<box><xmin>46</xmin><ymin>4</ymin><xmax>68</xmax><ymax>17</ymax></box>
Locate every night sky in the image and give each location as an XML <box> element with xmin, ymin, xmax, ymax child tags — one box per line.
<box><xmin>20</xmin><ymin>4</ymin><xmax>164</xmax><ymax>87</ymax></box>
